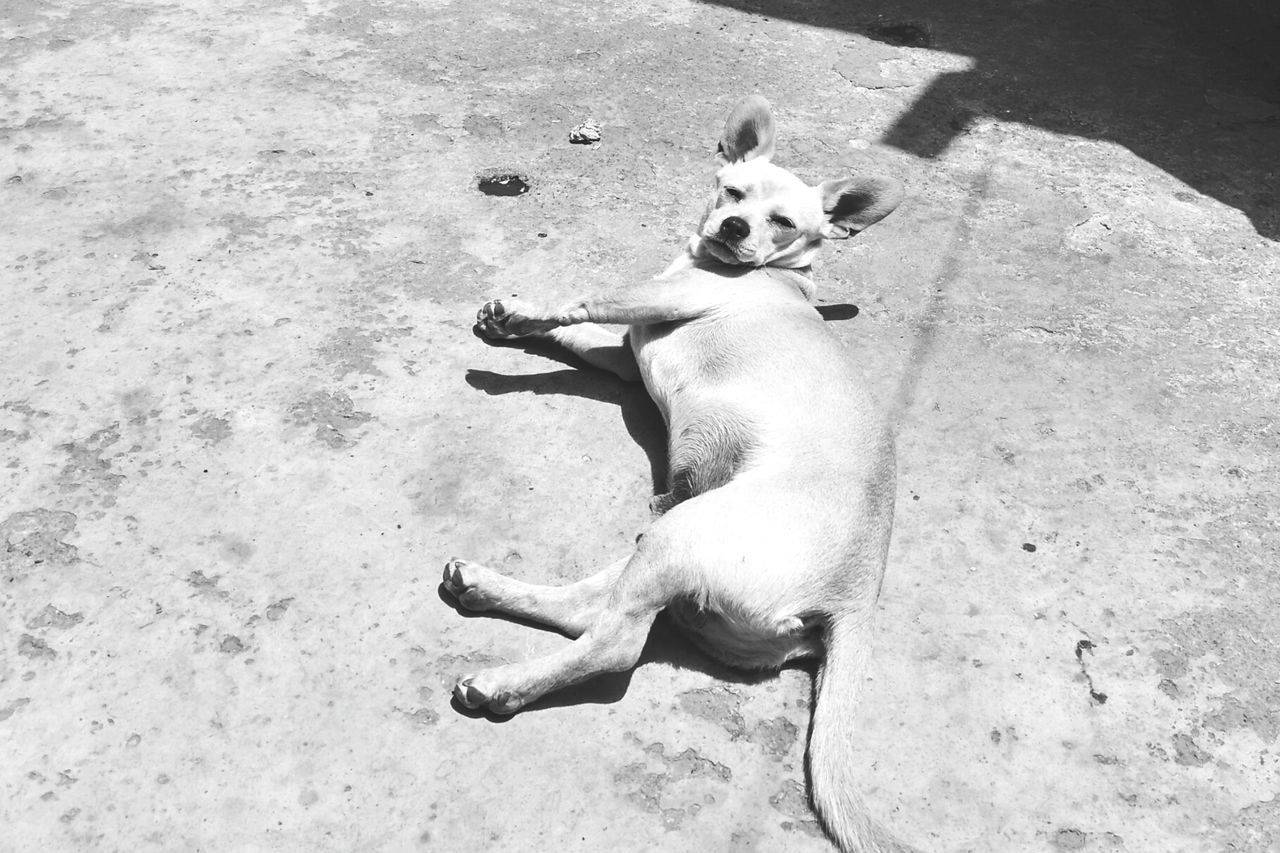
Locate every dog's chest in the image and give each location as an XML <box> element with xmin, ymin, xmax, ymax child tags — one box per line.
<box><xmin>629</xmin><ymin>320</ymin><xmax>733</xmax><ymax>415</ymax></box>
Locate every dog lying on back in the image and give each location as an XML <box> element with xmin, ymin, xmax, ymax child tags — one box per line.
<box><xmin>443</xmin><ymin>96</ymin><xmax>914</xmax><ymax>853</ymax></box>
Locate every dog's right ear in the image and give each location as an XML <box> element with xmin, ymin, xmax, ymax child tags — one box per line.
<box><xmin>716</xmin><ymin>96</ymin><xmax>776</xmax><ymax>165</ymax></box>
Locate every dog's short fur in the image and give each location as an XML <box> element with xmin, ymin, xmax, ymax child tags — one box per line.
<box><xmin>444</xmin><ymin>97</ymin><xmax>912</xmax><ymax>853</ymax></box>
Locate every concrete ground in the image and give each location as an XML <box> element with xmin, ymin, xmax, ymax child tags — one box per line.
<box><xmin>2</xmin><ymin>0</ymin><xmax>1278</xmax><ymax>850</ymax></box>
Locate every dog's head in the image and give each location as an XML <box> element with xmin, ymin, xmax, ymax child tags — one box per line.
<box><xmin>694</xmin><ymin>96</ymin><xmax>903</xmax><ymax>270</ymax></box>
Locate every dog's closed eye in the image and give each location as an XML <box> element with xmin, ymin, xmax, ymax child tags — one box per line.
<box><xmin>722</xmin><ymin>186</ymin><xmax>745</xmax><ymax>201</ymax></box>
<box><xmin>770</xmin><ymin>215</ymin><xmax>795</xmax><ymax>230</ymax></box>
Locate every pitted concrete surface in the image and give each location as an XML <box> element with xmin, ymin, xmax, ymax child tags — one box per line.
<box><xmin>2</xmin><ymin>1</ymin><xmax>1279</xmax><ymax>851</ymax></box>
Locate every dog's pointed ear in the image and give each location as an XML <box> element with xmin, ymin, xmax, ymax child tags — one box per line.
<box><xmin>819</xmin><ymin>177</ymin><xmax>904</xmax><ymax>239</ymax></box>
<box><xmin>715</xmin><ymin>96</ymin><xmax>776</xmax><ymax>165</ymax></box>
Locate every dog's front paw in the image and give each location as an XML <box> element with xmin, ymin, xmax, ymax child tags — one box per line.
<box><xmin>475</xmin><ymin>297</ymin><xmax>557</xmax><ymax>339</ymax></box>
<box><xmin>453</xmin><ymin>672</ymin><xmax>526</xmax><ymax>714</ymax></box>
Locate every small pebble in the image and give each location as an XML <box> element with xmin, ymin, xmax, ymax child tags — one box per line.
<box><xmin>569</xmin><ymin>120</ymin><xmax>602</xmax><ymax>144</ymax></box>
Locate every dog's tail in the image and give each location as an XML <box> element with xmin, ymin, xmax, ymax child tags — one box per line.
<box><xmin>809</xmin><ymin>614</ymin><xmax>920</xmax><ymax>853</ymax></box>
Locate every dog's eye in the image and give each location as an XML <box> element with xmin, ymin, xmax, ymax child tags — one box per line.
<box><xmin>723</xmin><ymin>187</ymin><xmax>744</xmax><ymax>201</ymax></box>
<box><xmin>771</xmin><ymin>215</ymin><xmax>796</xmax><ymax>230</ymax></box>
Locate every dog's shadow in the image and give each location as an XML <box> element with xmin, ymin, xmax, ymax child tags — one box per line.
<box><xmin>465</xmin><ymin>331</ymin><xmax>669</xmax><ymax>491</ymax></box>
<box><xmin>451</xmin><ymin>318</ymin><xmax>854</xmax><ymax>718</ymax></box>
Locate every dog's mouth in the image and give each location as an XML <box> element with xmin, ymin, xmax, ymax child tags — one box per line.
<box><xmin>702</xmin><ymin>233</ymin><xmax>756</xmax><ymax>266</ymax></box>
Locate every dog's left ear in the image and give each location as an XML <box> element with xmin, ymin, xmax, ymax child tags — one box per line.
<box><xmin>818</xmin><ymin>177</ymin><xmax>904</xmax><ymax>239</ymax></box>
<box><xmin>716</xmin><ymin>96</ymin><xmax>776</xmax><ymax>164</ymax></box>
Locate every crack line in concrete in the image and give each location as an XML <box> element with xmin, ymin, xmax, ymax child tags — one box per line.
<box><xmin>1075</xmin><ymin>638</ymin><xmax>1109</xmax><ymax>705</ymax></box>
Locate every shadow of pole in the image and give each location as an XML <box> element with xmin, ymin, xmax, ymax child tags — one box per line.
<box><xmin>891</xmin><ymin>159</ymin><xmax>993</xmax><ymax>425</ymax></box>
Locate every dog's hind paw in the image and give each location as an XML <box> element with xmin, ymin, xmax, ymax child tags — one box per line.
<box><xmin>649</xmin><ymin>491</ymin><xmax>679</xmax><ymax>515</ymax></box>
<box><xmin>453</xmin><ymin>674</ymin><xmax>525</xmax><ymax>714</ymax></box>
<box><xmin>442</xmin><ymin>559</ymin><xmax>494</xmax><ymax>611</ymax></box>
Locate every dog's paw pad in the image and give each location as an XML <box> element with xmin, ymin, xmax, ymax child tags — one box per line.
<box><xmin>475</xmin><ymin>299</ymin><xmax>520</xmax><ymax>340</ymax></box>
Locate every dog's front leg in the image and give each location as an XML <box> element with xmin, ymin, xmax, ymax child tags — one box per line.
<box><xmin>476</xmin><ymin>298</ymin><xmax>640</xmax><ymax>380</ymax></box>
<box><xmin>475</xmin><ymin>296</ymin><xmax>562</xmax><ymax>338</ymax></box>
<box><xmin>478</xmin><ymin>277</ymin><xmax>724</xmax><ymax>337</ymax></box>
<box><xmin>552</xmin><ymin>277</ymin><xmax>726</xmax><ymax>326</ymax></box>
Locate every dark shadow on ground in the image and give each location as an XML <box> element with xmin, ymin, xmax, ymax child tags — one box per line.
<box><xmin>701</xmin><ymin>0</ymin><xmax>1280</xmax><ymax>240</ymax></box>
<box><xmin>816</xmin><ymin>302</ymin><xmax>859</xmax><ymax>321</ymax></box>
<box><xmin>466</xmin><ymin>330</ymin><xmax>669</xmax><ymax>492</ymax></box>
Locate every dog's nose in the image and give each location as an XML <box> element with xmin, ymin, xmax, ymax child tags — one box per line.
<box><xmin>719</xmin><ymin>216</ymin><xmax>750</xmax><ymax>240</ymax></box>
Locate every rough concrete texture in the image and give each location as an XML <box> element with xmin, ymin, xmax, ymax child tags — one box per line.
<box><xmin>2</xmin><ymin>0</ymin><xmax>1279</xmax><ymax>850</ymax></box>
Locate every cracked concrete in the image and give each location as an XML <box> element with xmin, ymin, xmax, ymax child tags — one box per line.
<box><xmin>2</xmin><ymin>0</ymin><xmax>1279</xmax><ymax>851</ymax></box>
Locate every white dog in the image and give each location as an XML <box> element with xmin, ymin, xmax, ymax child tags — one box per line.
<box><xmin>444</xmin><ymin>96</ymin><xmax>912</xmax><ymax>853</ymax></box>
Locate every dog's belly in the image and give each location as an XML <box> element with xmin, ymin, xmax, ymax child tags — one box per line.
<box><xmin>666</xmin><ymin>598</ymin><xmax>823</xmax><ymax>670</ymax></box>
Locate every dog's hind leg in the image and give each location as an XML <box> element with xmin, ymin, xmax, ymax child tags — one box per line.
<box><xmin>545</xmin><ymin>325</ymin><xmax>641</xmax><ymax>381</ymax></box>
<box><xmin>452</xmin><ymin>602</ymin><xmax>656</xmax><ymax>713</ymax></box>
<box><xmin>442</xmin><ymin>556</ymin><xmax>628</xmax><ymax>637</ymax></box>
<box><xmin>476</xmin><ymin>303</ymin><xmax>640</xmax><ymax>381</ymax></box>
<box><xmin>450</xmin><ymin>544</ymin><xmax>675</xmax><ymax>714</ymax></box>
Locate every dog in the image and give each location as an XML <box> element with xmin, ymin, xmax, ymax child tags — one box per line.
<box><xmin>443</xmin><ymin>96</ymin><xmax>911</xmax><ymax>853</ymax></box>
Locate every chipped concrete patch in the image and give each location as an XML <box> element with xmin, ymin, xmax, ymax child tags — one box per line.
<box><xmin>768</xmin><ymin>779</ymin><xmax>824</xmax><ymax>838</ymax></box>
<box><xmin>834</xmin><ymin>39</ymin><xmax>919</xmax><ymax>90</ymax></box>
<box><xmin>1063</xmin><ymin>213</ymin><xmax>1117</xmax><ymax>257</ymax></box>
<box><xmin>17</xmin><ymin>634</ymin><xmax>56</xmax><ymax>660</ymax></box>
<box><xmin>676</xmin><ymin>687</ymin><xmax>800</xmax><ymax>759</ymax></box>
<box><xmin>218</xmin><ymin>635</ymin><xmax>246</xmax><ymax>654</ymax></box>
<box><xmin>1219</xmin><ymin>795</ymin><xmax>1280</xmax><ymax>851</ymax></box>
<box><xmin>0</xmin><ymin>697</ymin><xmax>32</xmax><ymax>721</ymax></box>
<box><xmin>748</xmin><ymin>716</ymin><xmax>800</xmax><ymax>759</ymax></box>
<box><xmin>57</xmin><ymin>424</ymin><xmax>124</xmax><ymax>496</ymax></box>
<box><xmin>317</xmin><ymin>326</ymin><xmax>411</xmax><ymax>379</ymax></box>
<box><xmin>265</xmin><ymin>598</ymin><xmax>293</xmax><ymax>621</ymax></box>
<box><xmin>1170</xmin><ymin>732</ymin><xmax>1212</xmax><ymax>767</ymax></box>
<box><xmin>1049</xmin><ymin>827</ymin><xmax>1125</xmax><ymax>850</ymax></box>
<box><xmin>677</xmin><ymin>686</ymin><xmax>747</xmax><ymax>738</ymax></box>
<box><xmin>188</xmin><ymin>413</ymin><xmax>231</xmax><ymax>445</ymax></box>
<box><xmin>24</xmin><ymin>605</ymin><xmax>83</xmax><ymax>630</ymax></box>
<box><xmin>0</xmin><ymin>508</ymin><xmax>79</xmax><ymax>581</ymax></box>
<box><xmin>287</xmin><ymin>391</ymin><xmax>372</xmax><ymax>448</ymax></box>
<box><xmin>614</xmin><ymin>734</ymin><xmax>732</xmax><ymax>831</ymax></box>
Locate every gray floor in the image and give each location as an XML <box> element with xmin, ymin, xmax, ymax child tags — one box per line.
<box><xmin>2</xmin><ymin>0</ymin><xmax>1278</xmax><ymax>850</ymax></box>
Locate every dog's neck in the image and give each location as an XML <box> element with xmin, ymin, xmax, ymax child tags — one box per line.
<box><xmin>659</xmin><ymin>236</ymin><xmax>817</xmax><ymax>301</ymax></box>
